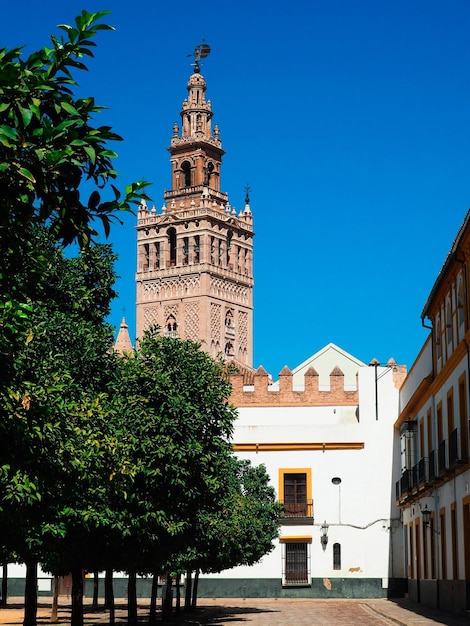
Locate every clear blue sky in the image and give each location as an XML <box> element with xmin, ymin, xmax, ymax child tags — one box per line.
<box><xmin>4</xmin><ymin>1</ymin><xmax>470</xmax><ymax>376</ymax></box>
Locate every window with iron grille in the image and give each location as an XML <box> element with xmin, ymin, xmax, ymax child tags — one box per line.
<box><xmin>282</xmin><ymin>541</ymin><xmax>310</xmax><ymax>586</ymax></box>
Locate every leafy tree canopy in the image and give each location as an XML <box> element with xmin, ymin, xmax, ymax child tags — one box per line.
<box><xmin>0</xmin><ymin>9</ymin><xmax>149</xmax><ymax>352</ymax></box>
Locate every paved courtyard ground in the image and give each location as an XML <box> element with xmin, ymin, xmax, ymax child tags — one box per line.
<box><xmin>1</xmin><ymin>597</ymin><xmax>470</xmax><ymax>626</ymax></box>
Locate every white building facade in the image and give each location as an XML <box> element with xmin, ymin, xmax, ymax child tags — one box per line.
<box><xmin>396</xmin><ymin>210</ymin><xmax>470</xmax><ymax>617</ymax></box>
<box><xmin>198</xmin><ymin>344</ymin><xmax>407</xmax><ymax>598</ymax></box>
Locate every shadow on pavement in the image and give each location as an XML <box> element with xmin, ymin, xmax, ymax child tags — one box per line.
<box><xmin>153</xmin><ymin>605</ymin><xmax>279</xmax><ymax>625</ymax></box>
<box><xmin>0</xmin><ymin>603</ymin><xmax>280</xmax><ymax>626</ymax></box>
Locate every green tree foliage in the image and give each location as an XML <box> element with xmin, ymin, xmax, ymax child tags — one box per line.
<box><xmin>178</xmin><ymin>458</ymin><xmax>280</xmax><ymax>599</ymax></box>
<box><xmin>0</xmin><ymin>14</ymin><xmax>280</xmax><ymax>626</ymax></box>
<box><xmin>0</xmin><ymin>230</ymin><xmax>120</xmax><ymax>626</ymax></box>
<box><xmin>110</xmin><ymin>329</ymin><xmax>238</xmax><ymax>571</ymax></box>
<box><xmin>214</xmin><ymin>459</ymin><xmax>281</xmax><ymax>570</ymax></box>
<box><xmin>0</xmin><ymin>9</ymin><xmax>148</xmax><ymax>356</ymax></box>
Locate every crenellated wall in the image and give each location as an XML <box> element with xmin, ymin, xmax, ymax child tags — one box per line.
<box><xmin>229</xmin><ymin>365</ymin><xmax>359</xmax><ymax>406</ymax></box>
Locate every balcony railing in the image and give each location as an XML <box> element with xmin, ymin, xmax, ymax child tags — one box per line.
<box><xmin>411</xmin><ymin>457</ymin><xmax>428</xmax><ymax>490</ymax></box>
<box><xmin>418</xmin><ymin>456</ymin><xmax>428</xmax><ymax>483</ymax></box>
<box><xmin>449</xmin><ymin>428</ymin><xmax>469</xmax><ymax>467</ymax></box>
<box><xmin>428</xmin><ymin>449</ymin><xmax>437</xmax><ymax>481</ymax></box>
<box><xmin>396</xmin><ymin>469</ymin><xmax>412</xmax><ymax>500</ymax></box>
<box><xmin>281</xmin><ymin>500</ymin><xmax>314</xmax><ymax>519</ymax></box>
<box><xmin>438</xmin><ymin>439</ymin><xmax>448</xmax><ymax>475</ymax></box>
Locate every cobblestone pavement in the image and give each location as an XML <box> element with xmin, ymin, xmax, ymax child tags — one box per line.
<box><xmin>1</xmin><ymin>597</ymin><xmax>470</xmax><ymax>626</ymax></box>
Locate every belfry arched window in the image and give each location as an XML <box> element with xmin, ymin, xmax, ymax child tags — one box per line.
<box><xmin>203</xmin><ymin>161</ymin><xmax>214</xmax><ymax>187</ymax></box>
<box><xmin>194</xmin><ymin>235</ymin><xmax>200</xmax><ymax>263</ymax></box>
<box><xmin>224</xmin><ymin>342</ymin><xmax>234</xmax><ymax>358</ymax></box>
<box><xmin>167</xmin><ymin>227</ymin><xmax>177</xmax><ymax>267</ymax></box>
<box><xmin>183</xmin><ymin>237</ymin><xmax>189</xmax><ymax>265</ymax></box>
<box><xmin>181</xmin><ymin>161</ymin><xmax>191</xmax><ymax>187</ymax></box>
<box><xmin>226</xmin><ymin>231</ymin><xmax>233</xmax><ymax>268</ymax></box>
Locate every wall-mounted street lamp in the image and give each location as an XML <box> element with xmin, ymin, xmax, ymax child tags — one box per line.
<box><xmin>421</xmin><ymin>504</ymin><xmax>431</xmax><ymax>527</ymax></box>
<box><xmin>320</xmin><ymin>521</ymin><xmax>329</xmax><ymax>550</ymax></box>
<box><xmin>421</xmin><ymin>505</ymin><xmax>439</xmax><ymax>534</ymax></box>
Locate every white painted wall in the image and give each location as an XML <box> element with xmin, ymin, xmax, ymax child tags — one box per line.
<box><xmin>206</xmin><ymin>360</ymin><xmax>404</xmax><ymax>583</ymax></box>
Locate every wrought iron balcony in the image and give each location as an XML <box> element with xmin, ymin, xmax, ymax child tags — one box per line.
<box><xmin>411</xmin><ymin>457</ymin><xmax>429</xmax><ymax>490</ymax></box>
<box><xmin>417</xmin><ymin>456</ymin><xmax>428</xmax><ymax>484</ymax></box>
<box><xmin>449</xmin><ymin>428</ymin><xmax>468</xmax><ymax>468</ymax></box>
<box><xmin>428</xmin><ymin>449</ymin><xmax>437</xmax><ymax>481</ymax></box>
<box><xmin>396</xmin><ymin>469</ymin><xmax>412</xmax><ymax>500</ymax></box>
<box><xmin>280</xmin><ymin>500</ymin><xmax>314</xmax><ymax>524</ymax></box>
<box><xmin>411</xmin><ymin>463</ymin><xmax>419</xmax><ymax>489</ymax></box>
<box><xmin>438</xmin><ymin>439</ymin><xmax>448</xmax><ymax>475</ymax></box>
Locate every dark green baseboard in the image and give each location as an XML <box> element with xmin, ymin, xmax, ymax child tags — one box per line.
<box><xmin>196</xmin><ymin>577</ymin><xmax>406</xmax><ymax>599</ymax></box>
<box><xmin>3</xmin><ymin>577</ymin><xmax>407</xmax><ymax>600</ymax></box>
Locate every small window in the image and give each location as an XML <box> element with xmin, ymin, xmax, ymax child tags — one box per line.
<box><xmin>225</xmin><ymin>310</ymin><xmax>234</xmax><ymax>332</ymax></box>
<box><xmin>165</xmin><ymin>315</ymin><xmax>178</xmax><ymax>338</ymax></box>
<box><xmin>333</xmin><ymin>543</ymin><xmax>341</xmax><ymax>570</ymax></box>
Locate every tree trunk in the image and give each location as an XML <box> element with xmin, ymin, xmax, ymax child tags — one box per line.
<box><xmin>70</xmin><ymin>567</ymin><xmax>84</xmax><ymax>626</ymax></box>
<box><xmin>23</xmin><ymin>559</ymin><xmax>38</xmax><ymax>626</ymax></box>
<box><xmin>148</xmin><ymin>574</ymin><xmax>158</xmax><ymax>626</ymax></box>
<box><xmin>184</xmin><ymin>570</ymin><xmax>192</xmax><ymax>611</ymax></box>
<box><xmin>127</xmin><ymin>572</ymin><xmax>137</xmax><ymax>626</ymax></box>
<box><xmin>161</xmin><ymin>572</ymin><xmax>172</xmax><ymax>621</ymax></box>
<box><xmin>51</xmin><ymin>576</ymin><xmax>59</xmax><ymax>623</ymax></box>
<box><xmin>1</xmin><ymin>564</ymin><xmax>8</xmax><ymax>607</ymax></box>
<box><xmin>175</xmin><ymin>573</ymin><xmax>181</xmax><ymax>614</ymax></box>
<box><xmin>104</xmin><ymin>570</ymin><xmax>115</xmax><ymax>625</ymax></box>
<box><xmin>191</xmin><ymin>570</ymin><xmax>199</xmax><ymax>609</ymax></box>
<box><xmin>92</xmin><ymin>572</ymin><xmax>99</xmax><ymax>611</ymax></box>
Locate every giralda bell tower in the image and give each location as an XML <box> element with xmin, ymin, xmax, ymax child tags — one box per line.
<box><xmin>135</xmin><ymin>44</ymin><xmax>254</xmax><ymax>366</ymax></box>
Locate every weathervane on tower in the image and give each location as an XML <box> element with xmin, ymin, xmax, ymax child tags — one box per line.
<box><xmin>187</xmin><ymin>40</ymin><xmax>211</xmax><ymax>73</ymax></box>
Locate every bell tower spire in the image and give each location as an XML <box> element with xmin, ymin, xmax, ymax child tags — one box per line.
<box><xmin>136</xmin><ymin>46</ymin><xmax>254</xmax><ymax>366</ymax></box>
<box><xmin>169</xmin><ymin>67</ymin><xmax>224</xmax><ymax>198</ymax></box>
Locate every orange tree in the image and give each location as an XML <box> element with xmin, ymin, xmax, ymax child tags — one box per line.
<box><xmin>0</xmin><ymin>13</ymin><xmax>147</xmax><ymax>623</ymax></box>
<box><xmin>173</xmin><ymin>457</ymin><xmax>281</xmax><ymax>610</ymax></box>
<box><xmin>0</xmin><ymin>232</ymin><xmax>123</xmax><ymax>626</ymax></box>
<box><xmin>107</xmin><ymin>329</ymin><xmax>237</xmax><ymax>624</ymax></box>
<box><xmin>0</xmin><ymin>9</ymin><xmax>148</xmax><ymax>365</ymax></box>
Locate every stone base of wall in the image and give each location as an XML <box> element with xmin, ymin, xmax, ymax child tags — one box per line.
<box><xmin>437</xmin><ymin>579</ymin><xmax>467</xmax><ymax>617</ymax></box>
<box><xmin>407</xmin><ymin>578</ymin><xmax>469</xmax><ymax>617</ymax></box>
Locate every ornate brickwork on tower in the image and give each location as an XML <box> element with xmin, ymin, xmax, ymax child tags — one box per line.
<box><xmin>136</xmin><ymin>58</ymin><xmax>254</xmax><ymax>366</ymax></box>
